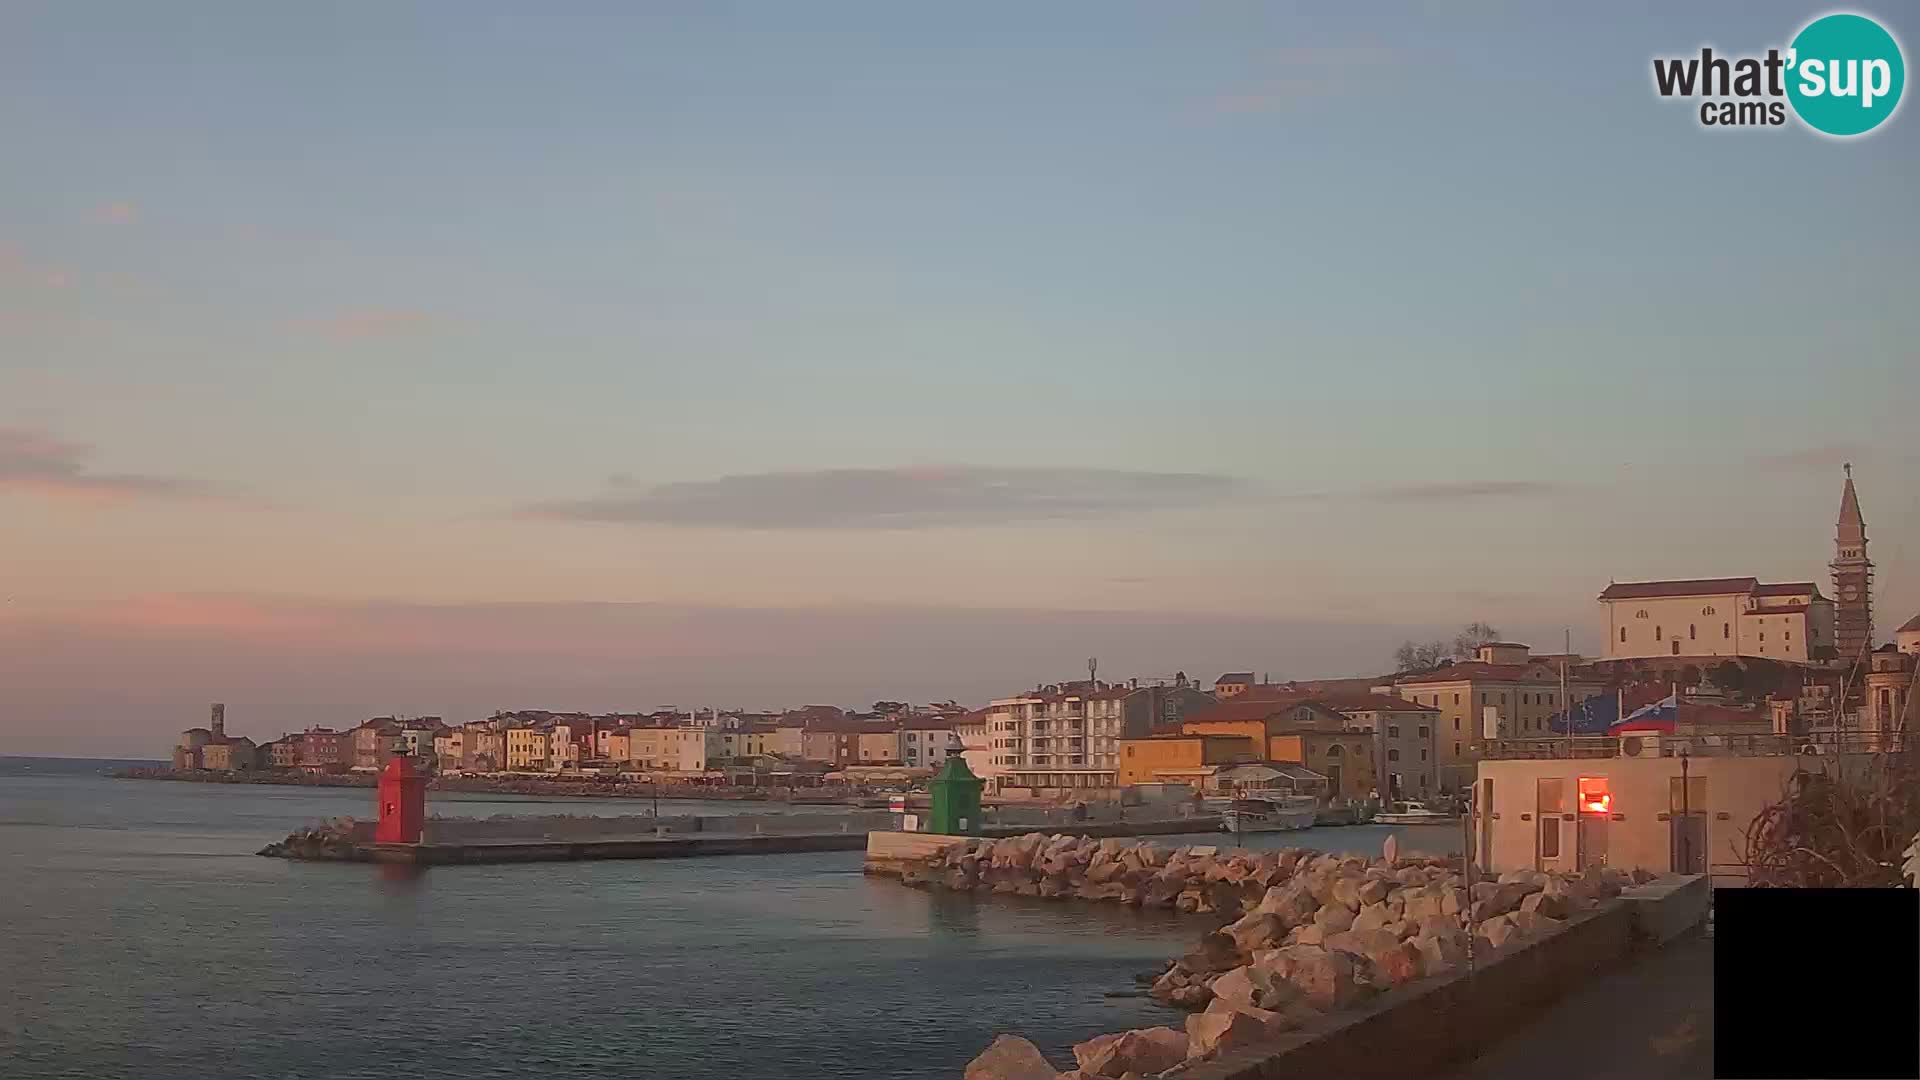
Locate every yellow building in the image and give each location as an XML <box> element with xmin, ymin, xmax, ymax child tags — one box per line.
<box><xmin>1117</xmin><ymin>733</ymin><xmax>1257</xmax><ymax>787</ymax></box>
<box><xmin>628</xmin><ymin>728</ymin><xmax>672</xmax><ymax>770</ymax></box>
<box><xmin>605</xmin><ymin>730</ymin><xmax>631</xmax><ymax>764</ymax></box>
<box><xmin>505</xmin><ymin>727</ymin><xmax>548</xmax><ymax>771</ymax></box>
<box><xmin>1389</xmin><ymin>644</ymin><xmax>1605</xmax><ymax>790</ymax></box>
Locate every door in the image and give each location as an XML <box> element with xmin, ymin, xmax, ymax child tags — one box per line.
<box><xmin>1535</xmin><ymin>777</ymin><xmax>1566</xmax><ymax>871</ymax></box>
<box><xmin>1670</xmin><ymin>775</ymin><xmax>1707</xmax><ymax>874</ymax></box>
<box><xmin>1575</xmin><ymin>776</ymin><xmax>1611</xmax><ymax>871</ymax></box>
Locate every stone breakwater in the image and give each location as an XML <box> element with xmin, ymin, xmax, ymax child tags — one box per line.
<box><xmin>889</xmin><ymin>832</ymin><xmax>1651</xmax><ymax>1079</ymax></box>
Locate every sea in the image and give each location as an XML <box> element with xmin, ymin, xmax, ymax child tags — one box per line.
<box><xmin>0</xmin><ymin>756</ymin><xmax>1458</xmax><ymax>1080</ymax></box>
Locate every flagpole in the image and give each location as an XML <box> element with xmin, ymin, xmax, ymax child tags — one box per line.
<box><xmin>1561</xmin><ymin>627</ymin><xmax>1572</xmax><ymax>757</ymax></box>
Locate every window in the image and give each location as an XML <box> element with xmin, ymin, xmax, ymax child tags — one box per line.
<box><xmin>1577</xmin><ymin>776</ymin><xmax>1611</xmax><ymax>814</ymax></box>
<box><xmin>1387</xmin><ymin>725</ymin><xmax>1401</xmax><ymax>738</ymax></box>
<box><xmin>1669</xmin><ymin>776</ymin><xmax>1706</xmax><ymax>812</ymax></box>
<box><xmin>1499</xmin><ymin>693</ymin><xmax>1507</xmax><ymax>705</ymax></box>
<box><xmin>1723</xmin><ymin>623</ymin><xmax>1730</xmax><ymax>639</ymax></box>
<box><xmin>1453</xmin><ymin>717</ymin><xmax>1461</xmax><ymax>731</ymax></box>
<box><xmin>1387</xmin><ymin>749</ymin><xmax>1400</xmax><ymax>761</ymax></box>
<box><xmin>1539</xmin><ymin>815</ymin><xmax>1561</xmax><ymax>859</ymax></box>
<box><xmin>1417</xmin><ymin>725</ymin><xmax>1429</xmax><ymax>738</ymax></box>
<box><xmin>1785</xmin><ymin>631</ymin><xmax>1791</xmax><ymax>641</ymax></box>
<box><xmin>1480</xmin><ymin>693</ymin><xmax>1489</xmax><ymax>706</ymax></box>
<box><xmin>1620</xmin><ymin>627</ymin><xmax>1627</xmax><ymax>643</ymax></box>
<box><xmin>1636</xmin><ymin>609</ymin><xmax>1648</xmax><ymax>619</ymax></box>
<box><xmin>1453</xmin><ymin>742</ymin><xmax>1461</xmax><ymax>756</ymax></box>
<box><xmin>1689</xmin><ymin>624</ymin><xmax>1696</xmax><ymax>640</ymax></box>
<box><xmin>1760</xmin><ymin>632</ymin><xmax>1766</xmax><ymax>642</ymax></box>
<box><xmin>1325</xmin><ymin>744</ymin><xmax>1344</xmax><ymax>757</ymax></box>
<box><xmin>1420</xmin><ymin>749</ymin><xmax>1428</xmax><ymax>761</ymax></box>
<box><xmin>1454</xmin><ymin>694</ymin><xmax>1461</xmax><ymax>706</ymax></box>
<box><xmin>1125</xmin><ymin>746</ymin><xmax>1134</xmax><ymax>757</ymax></box>
<box><xmin>1671</xmin><ymin>640</ymin><xmax>1680</xmax><ymax>655</ymax></box>
<box><xmin>1655</xmin><ymin>625</ymin><xmax>1662</xmax><ymax>640</ymax></box>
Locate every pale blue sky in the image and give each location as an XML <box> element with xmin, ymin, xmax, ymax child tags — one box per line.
<box><xmin>3</xmin><ymin>3</ymin><xmax>1916</xmax><ymax>752</ymax></box>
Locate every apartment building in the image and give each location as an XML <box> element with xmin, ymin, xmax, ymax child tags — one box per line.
<box><xmin>898</xmin><ymin>717</ymin><xmax>964</xmax><ymax>768</ymax></box>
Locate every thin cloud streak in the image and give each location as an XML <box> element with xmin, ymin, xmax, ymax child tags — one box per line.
<box><xmin>1276</xmin><ymin>479</ymin><xmax>1567</xmax><ymax>503</ymax></box>
<box><xmin>290</xmin><ymin>308</ymin><xmax>435</xmax><ymax>341</ymax></box>
<box><xmin>522</xmin><ymin>465</ymin><xmax>1248</xmax><ymax>530</ymax></box>
<box><xmin>0</xmin><ymin>427</ymin><xmax>198</xmax><ymax>500</ymax></box>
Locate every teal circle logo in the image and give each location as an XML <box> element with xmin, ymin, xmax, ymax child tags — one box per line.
<box><xmin>1786</xmin><ymin>13</ymin><xmax>1905</xmax><ymax>136</ymax></box>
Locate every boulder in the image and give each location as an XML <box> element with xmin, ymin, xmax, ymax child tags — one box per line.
<box><xmin>1290</xmin><ymin>923</ymin><xmax>1326</xmax><ymax>946</ymax></box>
<box><xmin>1351</xmin><ymin>903</ymin><xmax>1391</xmax><ymax>934</ymax></box>
<box><xmin>1186</xmin><ymin>1006</ymin><xmax>1269</xmax><ymax>1060</ymax></box>
<box><xmin>1226</xmin><ymin>912</ymin><xmax>1290</xmax><ymax>954</ymax></box>
<box><xmin>1330</xmin><ymin>876</ymin><xmax>1364</xmax><ymax>912</ymax></box>
<box><xmin>1518</xmin><ymin>890</ymin><xmax>1569</xmax><ymax>919</ymax></box>
<box><xmin>1076</xmin><ymin>881</ymin><xmax>1130</xmax><ymax>902</ymax></box>
<box><xmin>1255</xmin><ymin>882</ymin><xmax>1317</xmax><ymax>925</ymax></box>
<box><xmin>1313</xmin><ymin>903</ymin><xmax>1357</xmax><ymax>933</ymax></box>
<box><xmin>1411</xmin><ymin>929</ymin><xmax>1468</xmax><ymax>978</ymax></box>
<box><xmin>1080</xmin><ymin>1027</ymin><xmax>1189</xmax><ymax>1078</ymax></box>
<box><xmin>1181</xmin><ymin>932</ymin><xmax>1245</xmax><ymax>975</ymax></box>
<box><xmin>1509</xmin><ymin>910</ymin><xmax>1565</xmax><ymax>936</ymax></box>
<box><xmin>1071</xmin><ymin>1034</ymin><xmax>1123</xmax><ymax>1073</ymax></box>
<box><xmin>1441</xmin><ymin>887</ymin><xmax>1468</xmax><ymax>917</ymax></box>
<box><xmin>1207</xmin><ymin>966</ymin><xmax>1268</xmax><ymax>1013</ymax></box>
<box><xmin>1479</xmin><ymin>913</ymin><xmax>1520</xmax><ymax>950</ymax></box>
<box><xmin>1168</xmin><ymin>984</ymin><xmax>1213</xmax><ymax>1009</ymax></box>
<box><xmin>1286</xmin><ymin>946</ymin><xmax>1363</xmax><ymax>1009</ymax></box>
<box><xmin>1357</xmin><ymin>877</ymin><xmax>1391</xmax><ymax>906</ymax></box>
<box><xmin>964</xmin><ymin>1035</ymin><xmax>1058</xmax><ymax>1080</ymax></box>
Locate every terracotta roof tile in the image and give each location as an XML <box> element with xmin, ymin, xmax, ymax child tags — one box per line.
<box><xmin>1598</xmin><ymin>577</ymin><xmax>1757</xmax><ymax>600</ymax></box>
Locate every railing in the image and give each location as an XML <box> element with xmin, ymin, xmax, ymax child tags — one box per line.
<box><xmin>1482</xmin><ymin>732</ymin><xmax>1910</xmax><ymax>760</ymax></box>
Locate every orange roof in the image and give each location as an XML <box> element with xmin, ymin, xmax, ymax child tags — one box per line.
<box><xmin>1599</xmin><ymin>577</ymin><xmax>1758</xmax><ymax>600</ymax></box>
<box><xmin>1394</xmin><ymin>661</ymin><xmax>1550</xmax><ymax>685</ymax></box>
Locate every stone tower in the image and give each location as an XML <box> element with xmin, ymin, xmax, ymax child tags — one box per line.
<box><xmin>210</xmin><ymin>703</ymin><xmax>226</xmax><ymax>741</ymax></box>
<box><xmin>1831</xmin><ymin>465</ymin><xmax>1873</xmax><ymax>665</ymax></box>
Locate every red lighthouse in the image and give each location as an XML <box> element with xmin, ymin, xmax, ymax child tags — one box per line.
<box><xmin>375</xmin><ymin>756</ymin><xmax>426</xmax><ymax>844</ymax></box>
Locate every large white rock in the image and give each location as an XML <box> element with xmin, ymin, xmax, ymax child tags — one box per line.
<box><xmin>964</xmin><ymin>1035</ymin><xmax>1058</xmax><ymax>1080</ymax></box>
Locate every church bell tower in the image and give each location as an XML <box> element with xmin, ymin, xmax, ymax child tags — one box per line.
<box><xmin>1831</xmin><ymin>465</ymin><xmax>1873</xmax><ymax>665</ymax></box>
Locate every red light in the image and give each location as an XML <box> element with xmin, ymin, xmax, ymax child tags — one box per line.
<box><xmin>1581</xmin><ymin>793</ymin><xmax>1611</xmax><ymax>813</ymax></box>
<box><xmin>1578</xmin><ymin>777</ymin><xmax>1610</xmax><ymax>815</ymax></box>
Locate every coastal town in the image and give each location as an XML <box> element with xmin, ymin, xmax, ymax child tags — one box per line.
<box><xmin>163</xmin><ymin>471</ymin><xmax>1917</xmax><ymax>882</ymax></box>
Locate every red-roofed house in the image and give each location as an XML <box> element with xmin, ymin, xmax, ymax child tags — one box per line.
<box><xmin>1389</xmin><ymin>644</ymin><xmax>1609</xmax><ymax>789</ymax></box>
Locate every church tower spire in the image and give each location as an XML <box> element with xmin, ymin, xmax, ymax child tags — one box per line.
<box><xmin>1831</xmin><ymin>464</ymin><xmax>1873</xmax><ymax>665</ymax></box>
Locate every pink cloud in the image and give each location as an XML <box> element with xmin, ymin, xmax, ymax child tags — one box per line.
<box><xmin>0</xmin><ymin>426</ymin><xmax>198</xmax><ymax>501</ymax></box>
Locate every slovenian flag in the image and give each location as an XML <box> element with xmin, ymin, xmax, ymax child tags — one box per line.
<box><xmin>1612</xmin><ymin>692</ymin><xmax>1678</xmax><ymax>733</ymax></box>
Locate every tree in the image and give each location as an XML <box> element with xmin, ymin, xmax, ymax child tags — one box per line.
<box><xmin>1451</xmin><ymin>621</ymin><xmax>1502</xmax><ymax>658</ymax></box>
<box><xmin>1392</xmin><ymin>621</ymin><xmax>1503</xmax><ymax>673</ymax></box>
<box><xmin>872</xmin><ymin>701</ymin><xmax>909</xmax><ymax>715</ymax></box>
<box><xmin>1394</xmin><ymin>639</ymin><xmax>1451</xmax><ymax>672</ymax></box>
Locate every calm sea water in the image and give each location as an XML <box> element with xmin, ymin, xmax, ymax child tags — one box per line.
<box><xmin>0</xmin><ymin>757</ymin><xmax>1458</xmax><ymax>1080</ymax></box>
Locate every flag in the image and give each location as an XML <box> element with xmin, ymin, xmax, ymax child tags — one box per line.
<box><xmin>1613</xmin><ymin>692</ymin><xmax>1678</xmax><ymax>733</ymax></box>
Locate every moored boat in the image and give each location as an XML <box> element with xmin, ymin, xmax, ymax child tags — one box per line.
<box><xmin>1219</xmin><ymin>791</ymin><xmax>1319</xmax><ymax>834</ymax></box>
<box><xmin>1372</xmin><ymin>800</ymin><xmax>1460</xmax><ymax>826</ymax></box>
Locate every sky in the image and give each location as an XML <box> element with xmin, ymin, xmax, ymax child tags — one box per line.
<box><xmin>4</xmin><ymin>2</ymin><xmax>1918</xmax><ymax>755</ymax></box>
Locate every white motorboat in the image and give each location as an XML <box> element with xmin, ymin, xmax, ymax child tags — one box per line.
<box><xmin>1372</xmin><ymin>800</ymin><xmax>1460</xmax><ymax>826</ymax></box>
<box><xmin>1220</xmin><ymin>792</ymin><xmax>1319</xmax><ymax>834</ymax></box>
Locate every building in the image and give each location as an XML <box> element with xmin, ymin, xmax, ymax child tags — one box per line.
<box><xmin>628</xmin><ymin>727</ymin><xmax>673</xmax><ymax>771</ymax></box>
<box><xmin>1899</xmin><ymin>613</ymin><xmax>1920</xmax><ymax>656</ymax></box>
<box><xmin>604</xmin><ymin>729</ymin><xmax>631</xmax><ymax>765</ymax></box>
<box><xmin>297</xmin><ymin>728</ymin><xmax>347</xmax><ymax>770</ymax></box>
<box><xmin>267</xmin><ymin>739</ymin><xmax>299</xmax><ymax>769</ymax></box>
<box><xmin>1389</xmin><ymin>644</ymin><xmax>1607</xmax><ymax>790</ymax></box>
<box><xmin>398</xmin><ymin>720</ymin><xmax>444</xmax><ymax>760</ymax></box>
<box><xmin>671</xmin><ymin>728</ymin><xmax>726</xmax><ymax>773</ymax></box>
<box><xmin>505</xmin><ymin>727</ymin><xmax>548</xmax><ymax>771</ymax></box>
<box><xmin>433</xmin><ymin>729</ymin><xmax>466</xmax><ymax>771</ymax></box>
<box><xmin>464</xmin><ymin>721</ymin><xmax>504</xmax><ymax>772</ymax></box>
<box><xmin>854</xmin><ymin>727</ymin><xmax>900</xmax><ymax>764</ymax></box>
<box><xmin>1473</xmin><ymin>738</ymin><xmax>1875</xmax><ymax>883</ymax></box>
<box><xmin>1213</xmin><ymin>673</ymin><xmax>1255</xmax><ymax>699</ymax></box>
<box><xmin>1117</xmin><ymin>732</ymin><xmax>1258</xmax><ymax>788</ymax></box>
<box><xmin>1597</xmin><ymin>578</ymin><xmax>1836</xmax><ymax>664</ymax></box>
<box><xmin>898</xmin><ymin>716</ymin><xmax>964</xmax><ymax>768</ymax></box>
<box><xmin>547</xmin><ymin>727</ymin><xmax>581</xmax><ymax>771</ymax></box>
<box><xmin>988</xmin><ymin>678</ymin><xmax>1214</xmax><ymax>795</ymax></box>
<box><xmin>200</xmin><ymin>737</ymin><xmax>256</xmax><ymax>771</ymax></box>
<box><xmin>955</xmin><ymin>710</ymin><xmax>998</xmax><ymax>790</ymax></box>
<box><xmin>1316</xmin><ymin>692</ymin><xmax>1443</xmax><ymax>799</ymax></box>
<box><xmin>1266</xmin><ymin>731</ymin><xmax>1378</xmax><ymax>803</ymax></box>
<box><xmin>1863</xmin><ymin>645</ymin><xmax>1914</xmax><ymax>746</ymax></box>
<box><xmin>172</xmin><ymin>726</ymin><xmax>212</xmax><ymax>770</ymax></box>
<box><xmin>352</xmin><ymin>718</ymin><xmax>403</xmax><ymax>770</ymax></box>
<box><xmin>1831</xmin><ymin>466</ymin><xmax>1873</xmax><ymax>665</ymax></box>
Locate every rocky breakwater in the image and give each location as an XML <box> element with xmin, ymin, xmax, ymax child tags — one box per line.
<box><xmin>257</xmin><ymin>817</ymin><xmax>361</xmax><ymax>860</ymax></box>
<box><xmin>930</xmin><ymin>833</ymin><xmax>1651</xmax><ymax>1079</ymax></box>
